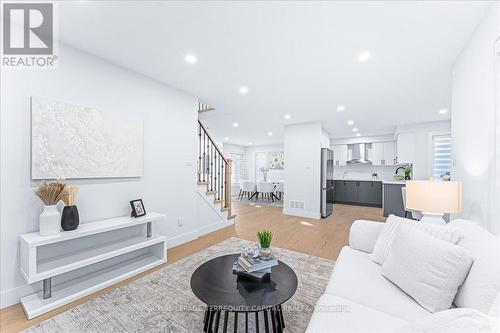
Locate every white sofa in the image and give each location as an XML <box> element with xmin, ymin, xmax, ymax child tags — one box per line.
<box><xmin>306</xmin><ymin>218</ymin><xmax>500</xmax><ymax>332</ymax></box>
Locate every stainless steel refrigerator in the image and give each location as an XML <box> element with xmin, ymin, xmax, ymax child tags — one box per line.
<box><xmin>321</xmin><ymin>148</ymin><xmax>335</xmax><ymax>218</ymax></box>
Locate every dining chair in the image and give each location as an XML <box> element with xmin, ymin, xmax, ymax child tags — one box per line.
<box><xmin>257</xmin><ymin>182</ymin><xmax>275</xmax><ymax>202</ymax></box>
<box><xmin>401</xmin><ymin>187</ymin><xmax>423</xmax><ymax>220</ymax></box>
<box><xmin>274</xmin><ymin>182</ymin><xmax>284</xmax><ymax>200</ymax></box>
<box><xmin>240</xmin><ymin>181</ymin><xmax>256</xmax><ymax>200</ymax></box>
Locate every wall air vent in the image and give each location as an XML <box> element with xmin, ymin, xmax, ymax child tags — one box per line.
<box><xmin>289</xmin><ymin>200</ymin><xmax>305</xmax><ymax>210</ymax></box>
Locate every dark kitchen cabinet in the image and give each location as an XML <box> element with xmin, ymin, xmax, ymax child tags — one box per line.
<box><xmin>334</xmin><ymin>180</ymin><xmax>382</xmax><ymax>207</ymax></box>
<box><xmin>358</xmin><ymin>181</ymin><xmax>382</xmax><ymax>206</ymax></box>
<box><xmin>345</xmin><ymin>181</ymin><xmax>359</xmax><ymax>203</ymax></box>
<box><xmin>334</xmin><ymin>181</ymin><xmax>346</xmax><ymax>202</ymax></box>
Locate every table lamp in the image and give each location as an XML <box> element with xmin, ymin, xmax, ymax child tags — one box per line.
<box><xmin>405</xmin><ymin>180</ymin><xmax>462</xmax><ymax>225</ymax></box>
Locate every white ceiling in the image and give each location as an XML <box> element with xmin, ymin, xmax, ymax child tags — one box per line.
<box><xmin>57</xmin><ymin>1</ymin><xmax>490</xmax><ymax>146</ymax></box>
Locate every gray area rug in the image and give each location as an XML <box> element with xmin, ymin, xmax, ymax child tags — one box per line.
<box><xmin>24</xmin><ymin>237</ymin><xmax>335</xmax><ymax>333</ymax></box>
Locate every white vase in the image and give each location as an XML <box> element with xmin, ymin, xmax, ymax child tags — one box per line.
<box><xmin>39</xmin><ymin>205</ymin><xmax>61</xmax><ymax>236</ymax></box>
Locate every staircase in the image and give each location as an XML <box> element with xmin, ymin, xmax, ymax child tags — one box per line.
<box><xmin>197</xmin><ymin>108</ymin><xmax>235</xmax><ymax>222</ymax></box>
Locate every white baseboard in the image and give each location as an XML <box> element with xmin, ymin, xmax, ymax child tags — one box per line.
<box><xmin>1</xmin><ymin>282</ymin><xmax>40</xmax><ymax>309</ymax></box>
<box><xmin>282</xmin><ymin>208</ymin><xmax>321</xmax><ymax>220</ymax></box>
<box><xmin>166</xmin><ymin>230</ymin><xmax>199</xmax><ymax>249</ymax></box>
<box><xmin>197</xmin><ymin>218</ymin><xmax>235</xmax><ymax>237</ymax></box>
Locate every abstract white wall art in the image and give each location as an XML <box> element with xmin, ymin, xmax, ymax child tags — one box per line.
<box><xmin>268</xmin><ymin>151</ymin><xmax>284</xmax><ymax>169</ymax></box>
<box><xmin>31</xmin><ymin>96</ymin><xmax>143</xmax><ymax>179</ymax></box>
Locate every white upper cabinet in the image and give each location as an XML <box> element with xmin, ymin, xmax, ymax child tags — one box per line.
<box><xmin>383</xmin><ymin>141</ymin><xmax>395</xmax><ymax>165</ymax></box>
<box><xmin>332</xmin><ymin>144</ymin><xmax>348</xmax><ymax>166</ymax></box>
<box><xmin>395</xmin><ymin>133</ymin><xmax>416</xmax><ymax>164</ymax></box>
<box><xmin>370</xmin><ymin>142</ymin><xmax>384</xmax><ymax>165</ymax></box>
<box><xmin>370</xmin><ymin>142</ymin><xmax>395</xmax><ymax>165</ymax></box>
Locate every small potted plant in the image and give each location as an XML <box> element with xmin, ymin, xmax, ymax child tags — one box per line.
<box><xmin>35</xmin><ymin>180</ymin><xmax>68</xmax><ymax>236</ymax></box>
<box><xmin>404</xmin><ymin>166</ymin><xmax>412</xmax><ymax>180</ymax></box>
<box><xmin>257</xmin><ymin>230</ymin><xmax>273</xmax><ymax>259</ymax></box>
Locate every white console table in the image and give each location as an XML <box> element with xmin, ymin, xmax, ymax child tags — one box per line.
<box><xmin>19</xmin><ymin>212</ymin><xmax>166</xmax><ymax>319</ymax></box>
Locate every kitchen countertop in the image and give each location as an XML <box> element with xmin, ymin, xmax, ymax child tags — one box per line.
<box><xmin>334</xmin><ymin>178</ymin><xmax>406</xmax><ymax>184</ymax></box>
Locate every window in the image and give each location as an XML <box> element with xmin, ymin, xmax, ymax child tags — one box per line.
<box><xmin>228</xmin><ymin>152</ymin><xmax>244</xmax><ymax>184</ymax></box>
<box><xmin>431</xmin><ymin>134</ymin><xmax>452</xmax><ymax>179</ymax></box>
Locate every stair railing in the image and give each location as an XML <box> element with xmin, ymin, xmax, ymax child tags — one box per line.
<box><xmin>197</xmin><ymin>120</ymin><xmax>233</xmax><ymax>217</ymax></box>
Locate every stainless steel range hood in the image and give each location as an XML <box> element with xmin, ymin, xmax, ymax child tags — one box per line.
<box><xmin>347</xmin><ymin>143</ymin><xmax>372</xmax><ymax>165</ymax></box>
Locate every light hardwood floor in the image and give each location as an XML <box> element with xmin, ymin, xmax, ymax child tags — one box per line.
<box><xmin>0</xmin><ymin>202</ymin><xmax>384</xmax><ymax>333</ymax></box>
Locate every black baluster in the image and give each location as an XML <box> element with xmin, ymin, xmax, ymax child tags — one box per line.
<box><xmin>206</xmin><ymin>137</ymin><xmax>210</xmax><ymax>185</ymax></box>
<box><xmin>198</xmin><ymin>123</ymin><xmax>202</xmax><ymax>182</ymax></box>
<box><xmin>234</xmin><ymin>312</ymin><xmax>238</xmax><ymax>333</ymax></box>
<box><xmin>211</xmin><ymin>144</ymin><xmax>214</xmax><ymax>191</ymax></box>
<box><xmin>214</xmin><ymin>149</ymin><xmax>219</xmax><ymax>200</ymax></box>
<box><xmin>221</xmin><ymin>161</ymin><xmax>225</xmax><ymax>208</ymax></box>
<box><xmin>255</xmin><ymin>311</ymin><xmax>259</xmax><ymax>333</ymax></box>
<box><xmin>245</xmin><ymin>312</ymin><xmax>248</xmax><ymax>333</ymax></box>
<box><xmin>203</xmin><ymin>131</ymin><xmax>206</xmax><ymax>182</ymax></box>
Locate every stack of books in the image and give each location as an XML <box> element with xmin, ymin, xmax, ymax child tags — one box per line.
<box><xmin>232</xmin><ymin>255</ymin><xmax>278</xmax><ymax>281</ymax></box>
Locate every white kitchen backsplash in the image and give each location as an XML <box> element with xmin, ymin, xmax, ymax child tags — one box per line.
<box><xmin>334</xmin><ymin>165</ymin><xmax>401</xmax><ymax>181</ymax></box>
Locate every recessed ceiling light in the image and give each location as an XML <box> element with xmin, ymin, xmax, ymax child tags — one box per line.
<box><xmin>185</xmin><ymin>54</ymin><xmax>197</xmax><ymax>64</ymax></box>
<box><xmin>268</xmin><ymin>132</ymin><xmax>273</xmax><ymax>136</ymax></box>
<box><xmin>358</xmin><ymin>51</ymin><xmax>371</xmax><ymax>62</ymax></box>
<box><xmin>284</xmin><ymin>114</ymin><xmax>291</xmax><ymax>120</ymax></box>
<box><xmin>232</xmin><ymin>122</ymin><xmax>239</xmax><ymax>127</ymax></box>
<box><xmin>352</xmin><ymin>127</ymin><xmax>359</xmax><ymax>132</ymax></box>
<box><xmin>224</xmin><ymin>137</ymin><xmax>229</xmax><ymax>141</ymax></box>
<box><xmin>356</xmin><ymin>133</ymin><xmax>361</xmax><ymax>137</ymax></box>
<box><xmin>337</xmin><ymin>105</ymin><xmax>345</xmax><ymax>112</ymax></box>
<box><xmin>347</xmin><ymin>120</ymin><xmax>354</xmax><ymax>126</ymax></box>
<box><xmin>239</xmin><ymin>86</ymin><xmax>248</xmax><ymax>95</ymax></box>
<box><xmin>248</xmin><ymin>142</ymin><xmax>253</xmax><ymax>146</ymax></box>
<box><xmin>439</xmin><ymin>108</ymin><xmax>448</xmax><ymax>114</ymax></box>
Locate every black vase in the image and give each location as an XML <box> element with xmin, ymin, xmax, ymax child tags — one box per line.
<box><xmin>61</xmin><ymin>205</ymin><xmax>79</xmax><ymax>231</ymax></box>
<box><xmin>405</xmin><ymin>174</ymin><xmax>411</xmax><ymax>180</ymax></box>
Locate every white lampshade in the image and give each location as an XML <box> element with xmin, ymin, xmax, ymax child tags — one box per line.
<box><xmin>405</xmin><ymin>180</ymin><xmax>462</xmax><ymax>214</ymax></box>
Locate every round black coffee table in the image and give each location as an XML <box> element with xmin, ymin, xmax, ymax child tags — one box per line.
<box><xmin>191</xmin><ymin>254</ymin><xmax>298</xmax><ymax>333</ymax></box>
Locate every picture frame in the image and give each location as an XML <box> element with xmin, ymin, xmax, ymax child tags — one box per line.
<box><xmin>130</xmin><ymin>199</ymin><xmax>146</xmax><ymax>218</ymax></box>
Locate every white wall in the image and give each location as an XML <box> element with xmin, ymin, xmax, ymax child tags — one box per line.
<box><xmin>395</xmin><ymin>120</ymin><xmax>451</xmax><ymax>180</ymax></box>
<box><xmin>451</xmin><ymin>4</ymin><xmax>500</xmax><ymax>234</ymax></box>
<box><xmin>283</xmin><ymin>122</ymin><xmax>322</xmax><ymax>219</ymax></box>
<box><xmin>245</xmin><ymin>144</ymin><xmax>284</xmax><ymax>182</ymax></box>
<box><xmin>333</xmin><ymin>165</ymin><xmax>401</xmax><ymax>182</ymax></box>
<box><xmin>0</xmin><ymin>44</ymin><xmax>215</xmax><ymax>307</ymax></box>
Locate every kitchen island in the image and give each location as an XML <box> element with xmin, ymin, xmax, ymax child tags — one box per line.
<box><xmin>333</xmin><ymin>179</ymin><xmax>406</xmax><ymax>218</ymax></box>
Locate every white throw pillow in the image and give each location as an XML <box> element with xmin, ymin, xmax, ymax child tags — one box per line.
<box><xmin>449</xmin><ymin>219</ymin><xmax>500</xmax><ymax>314</ymax></box>
<box><xmin>382</xmin><ymin>225</ymin><xmax>473</xmax><ymax>313</ymax></box>
<box><xmin>370</xmin><ymin>215</ymin><xmax>463</xmax><ymax>265</ymax></box>
<box><xmin>395</xmin><ymin>308</ymin><xmax>498</xmax><ymax>333</ymax></box>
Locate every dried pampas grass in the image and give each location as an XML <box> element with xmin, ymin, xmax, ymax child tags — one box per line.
<box><xmin>35</xmin><ymin>179</ymin><xmax>69</xmax><ymax>206</ymax></box>
<box><xmin>62</xmin><ymin>185</ymin><xmax>78</xmax><ymax>206</ymax></box>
